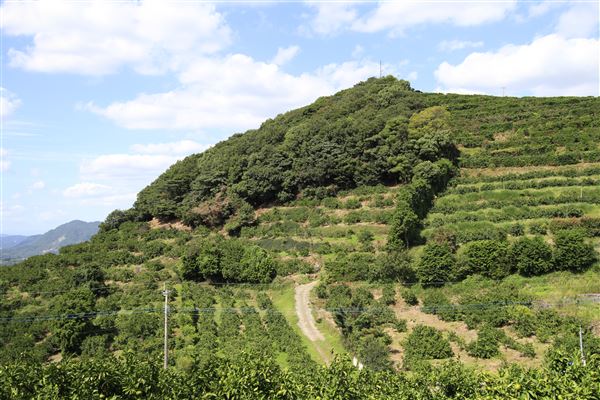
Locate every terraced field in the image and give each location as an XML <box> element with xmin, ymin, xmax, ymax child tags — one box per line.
<box><xmin>424</xmin><ymin>163</ymin><xmax>600</xmax><ymax>250</ymax></box>
<box><xmin>240</xmin><ymin>185</ymin><xmax>400</xmax><ymax>266</ymax></box>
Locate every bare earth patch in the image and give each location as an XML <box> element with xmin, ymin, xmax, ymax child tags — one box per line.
<box><xmin>388</xmin><ymin>298</ymin><xmax>546</xmax><ymax>371</ymax></box>
<box><xmin>149</xmin><ymin>218</ymin><xmax>191</xmax><ymax>231</ymax></box>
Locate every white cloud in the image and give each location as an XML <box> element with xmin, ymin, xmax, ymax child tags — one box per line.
<box><xmin>131</xmin><ymin>140</ymin><xmax>211</xmax><ymax>155</ymax></box>
<box><xmin>1</xmin><ymin>0</ymin><xmax>231</xmax><ymax>75</ymax></box>
<box><xmin>80</xmin><ymin>154</ymin><xmax>179</xmax><ymax>182</ymax></box>
<box><xmin>305</xmin><ymin>1</ymin><xmax>516</xmax><ymax>35</ymax></box>
<box><xmin>63</xmin><ymin>182</ymin><xmax>111</xmax><ymax>198</ymax></box>
<box><xmin>0</xmin><ymin>88</ymin><xmax>21</xmax><ymax>119</ymax></box>
<box><xmin>87</xmin><ymin>55</ymin><xmax>393</xmax><ymax>132</ymax></box>
<box><xmin>407</xmin><ymin>71</ymin><xmax>418</xmax><ymax>81</ymax></box>
<box><xmin>0</xmin><ymin>202</ymin><xmax>25</xmax><ymax>218</ymax></box>
<box><xmin>39</xmin><ymin>209</ymin><xmax>67</xmax><ymax>222</ymax></box>
<box><xmin>435</xmin><ymin>34</ymin><xmax>599</xmax><ymax>96</ymax></box>
<box><xmin>527</xmin><ymin>0</ymin><xmax>561</xmax><ymax>18</ymax></box>
<box><xmin>305</xmin><ymin>2</ymin><xmax>357</xmax><ymax>35</ymax></box>
<box><xmin>30</xmin><ymin>181</ymin><xmax>46</xmax><ymax>190</ymax></box>
<box><xmin>438</xmin><ymin>40</ymin><xmax>484</xmax><ymax>52</ymax></box>
<box><xmin>272</xmin><ymin>45</ymin><xmax>300</xmax><ymax>65</ymax></box>
<box><xmin>555</xmin><ymin>2</ymin><xmax>599</xmax><ymax>39</ymax></box>
<box><xmin>0</xmin><ymin>148</ymin><xmax>10</xmax><ymax>172</ymax></box>
<box><xmin>66</xmin><ymin>139</ymin><xmax>213</xmax><ymax>210</ymax></box>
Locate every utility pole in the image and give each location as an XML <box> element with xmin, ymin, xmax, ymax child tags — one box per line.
<box><xmin>379</xmin><ymin>60</ymin><xmax>382</xmax><ymax>78</ymax></box>
<box><xmin>502</xmin><ymin>86</ymin><xmax>506</xmax><ymax>97</ymax></box>
<box><xmin>579</xmin><ymin>326</ymin><xmax>586</xmax><ymax>366</ymax></box>
<box><xmin>162</xmin><ymin>283</ymin><xmax>171</xmax><ymax>369</ymax></box>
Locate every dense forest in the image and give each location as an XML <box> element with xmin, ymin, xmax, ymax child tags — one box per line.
<box><xmin>1</xmin><ymin>77</ymin><xmax>599</xmax><ymax>398</ymax></box>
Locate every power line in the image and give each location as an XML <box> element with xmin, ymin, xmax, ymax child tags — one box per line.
<box><xmin>0</xmin><ymin>296</ymin><xmax>594</xmax><ymax>324</ymax></box>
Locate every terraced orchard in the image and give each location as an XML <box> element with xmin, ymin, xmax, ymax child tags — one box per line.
<box><xmin>2</xmin><ymin>78</ymin><xmax>599</xmax><ymax>397</ymax></box>
<box><xmin>241</xmin><ymin>185</ymin><xmax>400</xmax><ymax>271</ymax></box>
<box><xmin>425</xmin><ymin>163</ymin><xmax>600</xmax><ymax>249</ymax></box>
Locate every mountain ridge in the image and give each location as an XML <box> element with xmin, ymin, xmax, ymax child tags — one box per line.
<box><xmin>1</xmin><ymin>219</ymin><xmax>100</xmax><ymax>264</ymax></box>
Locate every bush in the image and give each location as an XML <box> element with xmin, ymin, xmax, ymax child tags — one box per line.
<box><xmin>371</xmin><ymin>251</ymin><xmax>415</xmax><ymax>283</ymax></box>
<box><xmin>508</xmin><ymin>223</ymin><xmax>525</xmax><ymax>236</ymax></box>
<box><xmin>395</xmin><ymin>319</ymin><xmax>407</xmax><ymax>332</ymax></box>
<box><xmin>417</xmin><ymin>243</ymin><xmax>456</xmax><ymax>286</ymax></box>
<box><xmin>401</xmin><ymin>288</ymin><xmax>419</xmax><ymax>306</ymax></box>
<box><xmin>466</xmin><ymin>326</ymin><xmax>501</xmax><ymax>359</ymax></box>
<box><xmin>421</xmin><ymin>290</ymin><xmax>458</xmax><ymax>321</ymax></box>
<box><xmin>458</xmin><ymin>240</ymin><xmax>510</xmax><ymax>279</ymax></box>
<box><xmin>511</xmin><ymin>305</ymin><xmax>536</xmax><ymax>338</ymax></box>
<box><xmin>529</xmin><ymin>221</ymin><xmax>547</xmax><ymax>235</ymax></box>
<box><xmin>315</xmin><ymin>282</ymin><xmax>329</xmax><ymax>299</ymax></box>
<box><xmin>343</xmin><ymin>198</ymin><xmax>362</xmax><ymax>209</ymax></box>
<box><xmin>508</xmin><ymin>236</ymin><xmax>553</xmax><ymax>276</ymax></box>
<box><xmin>552</xmin><ymin>230</ymin><xmax>596</xmax><ymax>272</ymax></box>
<box><xmin>404</xmin><ymin>325</ymin><xmax>453</xmax><ymax>364</ymax></box>
<box><xmin>256</xmin><ymin>292</ymin><xmax>271</xmax><ymax>310</ymax></box>
<box><xmin>381</xmin><ymin>285</ymin><xmax>396</xmax><ymax>305</ymax></box>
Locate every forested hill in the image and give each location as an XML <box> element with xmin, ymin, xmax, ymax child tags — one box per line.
<box><xmin>112</xmin><ymin>76</ymin><xmax>600</xmax><ymax>232</ymax></box>
<box><xmin>2</xmin><ymin>77</ymin><xmax>600</xmax><ymax>398</ymax></box>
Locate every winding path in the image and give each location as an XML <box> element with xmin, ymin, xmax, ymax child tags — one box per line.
<box><xmin>295</xmin><ymin>281</ymin><xmax>325</xmax><ymax>342</ymax></box>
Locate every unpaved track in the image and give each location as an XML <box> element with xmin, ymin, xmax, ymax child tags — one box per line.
<box><xmin>295</xmin><ymin>281</ymin><xmax>325</xmax><ymax>341</ymax></box>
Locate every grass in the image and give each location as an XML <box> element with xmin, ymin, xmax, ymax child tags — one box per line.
<box><xmin>269</xmin><ymin>283</ymin><xmax>325</xmax><ymax>364</ymax></box>
<box><xmin>270</xmin><ymin>281</ymin><xmax>346</xmax><ymax>365</ymax></box>
<box><xmin>504</xmin><ymin>269</ymin><xmax>600</xmax><ymax>322</ymax></box>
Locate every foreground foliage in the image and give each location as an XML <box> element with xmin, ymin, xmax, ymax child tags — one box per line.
<box><xmin>1</xmin><ymin>351</ymin><xmax>597</xmax><ymax>400</ymax></box>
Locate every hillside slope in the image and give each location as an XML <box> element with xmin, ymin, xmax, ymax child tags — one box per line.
<box><xmin>1</xmin><ymin>77</ymin><xmax>598</xmax><ymax>389</ymax></box>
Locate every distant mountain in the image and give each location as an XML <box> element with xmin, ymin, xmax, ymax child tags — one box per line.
<box><xmin>0</xmin><ymin>234</ymin><xmax>30</xmax><ymax>250</ymax></box>
<box><xmin>0</xmin><ymin>220</ymin><xmax>100</xmax><ymax>264</ymax></box>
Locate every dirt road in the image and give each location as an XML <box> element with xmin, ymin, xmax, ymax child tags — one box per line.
<box><xmin>295</xmin><ymin>281</ymin><xmax>325</xmax><ymax>342</ymax></box>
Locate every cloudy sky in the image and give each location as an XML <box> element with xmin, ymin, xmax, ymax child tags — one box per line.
<box><xmin>1</xmin><ymin>0</ymin><xmax>599</xmax><ymax>235</ymax></box>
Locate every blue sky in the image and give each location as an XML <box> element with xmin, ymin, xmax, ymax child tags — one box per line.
<box><xmin>1</xmin><ymin>0</ymin><xmax>598</xmax><ymax>235</ymax></box>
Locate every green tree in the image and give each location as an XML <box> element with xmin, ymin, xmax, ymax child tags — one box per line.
<box><xmin>552</xmin><ymin>230</ymin><xmax>596</xmax><ymax>272</ymax></box>
<box><xmin>388</xmin><ymin>201</ymin><xmax>420</xmax><ymax>249</ymax></box>
<box><xmin>417</xmin><ymin>243</ymin><xmax>456</xmax><ymax>286</ymax></box>
<box><xmin>408</xmin><ymin>106</ymin><xmax>451</xmax><ymax>138</ymax></box>
<box><xmin>509</xmin><ymin>236</ymin><xmax>553</xmax><ymax>276</ymax></box>
<box><xmin>50</xmin><ymin>289</ymin><xmax>95</xmax><ymax>354</ymax></box>
<box><xmin>458</xmin><ymin>240</ymin><xmax>510</xmax><ymax>279</ymax></box>
<box><xmin>238</xmin><ymin>246</ymin><xmax>277</xmax><ymax>283</ymax></box>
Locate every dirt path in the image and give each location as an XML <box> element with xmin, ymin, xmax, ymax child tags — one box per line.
<box><xmin>295</xmin><ymin>281</ymin><xmax>325</xmax><ymax>342</ymax></box>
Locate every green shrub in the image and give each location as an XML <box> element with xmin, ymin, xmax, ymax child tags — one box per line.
<box><xmin>508</xmin><ymin>223</ymin><xmax>525</xmax><ymax>236</ymax></box>
<box><xmin>511</xmin><ymin>306</ymin><xmax>536</xmax><ymax>338</ymax></box>
<box><xmin>552</xmin><ymin>229</ymin><xmax>596</xmax><ymax>272</ymax></box>
<box><xmin>404</xmin><ymin>325</ymin><xmax>453</xmax><ymax>365</ymax></box>
<box><xmin>370</xmin><ymin>251</ymin><xmax>415</xmax><ymax>283</ymax></box>
<box><xmin>401</xmin><ymin>288</ymin><xmax>419</xmax><ymax>306</ymax></box>
<box><xmin>421</xmin><ymin>290</ymin><xmax>458</xmax><ymax>321</ymax></box>
<box><xmin>256</xmin><ymin>292</ymin><xmax>271</xmax><ymax>310</ymax></box>
<box><xmin>458</xmin><ymin>240</ymin><xmax>510</xmax><ymax>279</ymax></box>
<box><xmin>144</xmin><ymin>260</ymin><xmax>164</xmax><ymax>272</ymax></box>
<box><xmin>315</xmin><ymin>282</ymin><xmax>329</xmax><ymax>299</ymax></box>
<box><xmin>508</xmin><ymin>236</ymin><xmax>553</xmax><ymax>276</ymax></box>
<box><xmin>395</xmin><ymin>319</ymin><xmax>407</xmax><ymax>332</ymax></box>
<box><xmin>417</xmin><ymin>243</ymin><xmax>456</xmax><ymax>286</ymax></box>
<box><xmin>381</xmin><ymin>285</ymin><xmax>396</xmax><ymax>305</ymax></box>
<box><xmin>344</xmin><ymin>198</ymin><xmax>362</xmax><ymax>209</ymax></box>
<box><xmin>529</xmin><ymin>221</ymin><xmax>548</xmax><ymax>235</ymax></box>
<box><xmin>466</xmin><ymin>326</ymin><xmax>501</xmax><ymax>359</ymax></box>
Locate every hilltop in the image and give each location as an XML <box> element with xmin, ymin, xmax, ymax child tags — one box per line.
<box><xmin>1</xmin><ymin>77</ymin><xmax>599</xmax><ymax>398</ymax></box>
